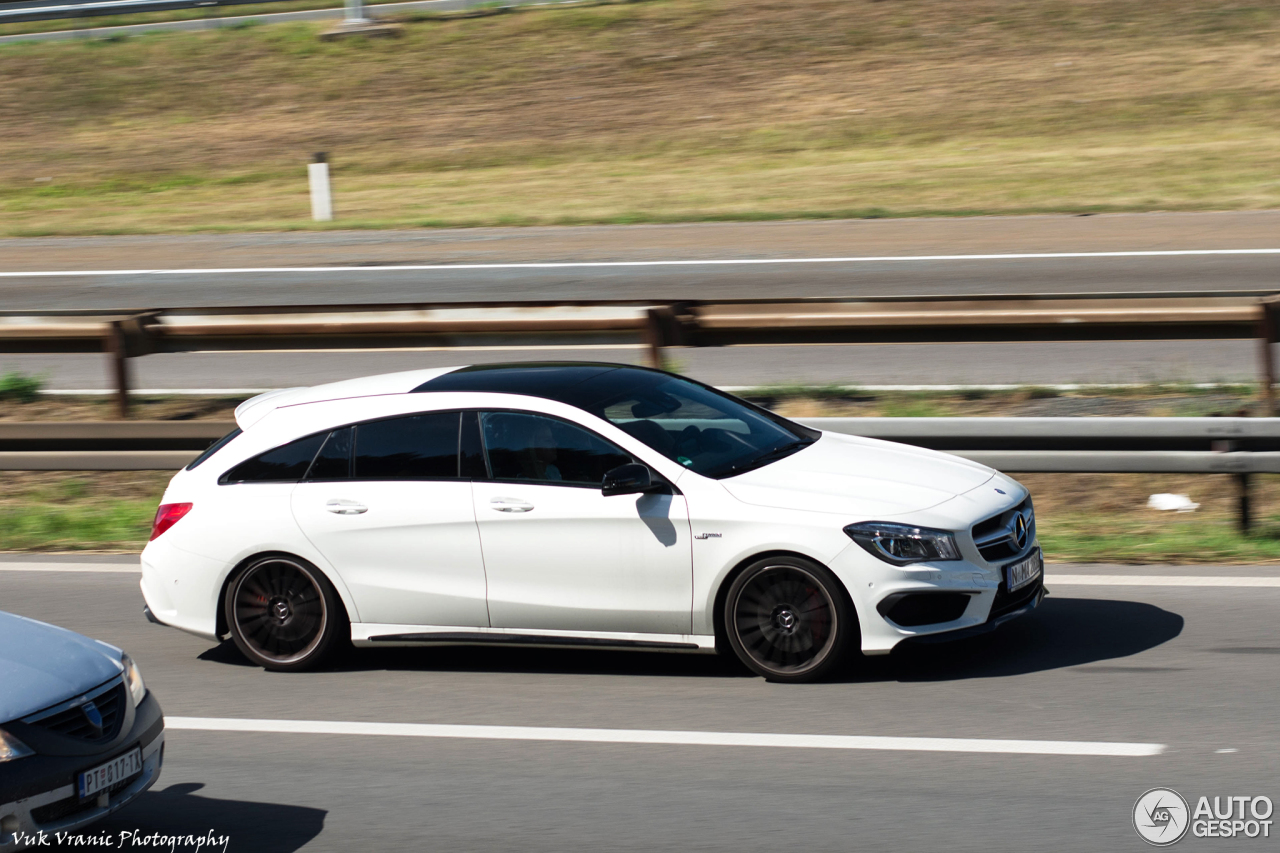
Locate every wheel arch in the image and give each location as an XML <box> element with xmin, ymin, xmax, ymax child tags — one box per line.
<box><xmin>710</xmin><ymin>549</ymin><xmax>859</xmax><ymax>655</ymax></box>
<box><xmin>215</xmin><ymin>550</ymin><xmax>350</xmax><ymax>639</ymax></box>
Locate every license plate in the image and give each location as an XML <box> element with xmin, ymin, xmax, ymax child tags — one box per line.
<box><xmin>78</xmin><ymin>748</ymin><xmax>142</xmax><ymax>799</ymax></box>
<box><xmin>1006</xmin><ymin>550</ymin><xmax>1043</xmax><ymax>592</ymax></box>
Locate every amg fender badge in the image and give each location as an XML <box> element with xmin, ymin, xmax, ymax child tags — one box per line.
<box><xmin>694</xmin><ymin>533</ymin><xmax>722</xmax><ymax>540</ymax></box>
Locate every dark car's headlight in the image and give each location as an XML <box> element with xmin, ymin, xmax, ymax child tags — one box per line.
<box><xmin>844</xmin><ymin>522</ymin><xmax>961</xmax><ymax>565</ymax></box>
<box><xmin>121</xmin><ymin>653</ymin><xmax>147</xmax><ymax>706</ymax></box>
<box><xmin>0</xmin><ymin>728</ymin><xmax>34</xmax><ymax>763</ymax></box>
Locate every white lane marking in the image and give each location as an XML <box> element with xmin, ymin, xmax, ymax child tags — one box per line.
<box><xmin>4</xmin><ymin>249</ymin><xmax>1280</xmax><ymax>276</ymax></box>
<box><xmin>1047</xmin><ymin>574</ymin><xmax>1280</xmax><ymax>587</ymax></box>
<box><xmin>0</xmin><ymin>563</ymin><xmax>138</xmax><ymax>573</ymax></box>
<box><xmin>166</xmin><ymin>717</ymin><xmax>1162</xmax><ymax>757</ymax></box>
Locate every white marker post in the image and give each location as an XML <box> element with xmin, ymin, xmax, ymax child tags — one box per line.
<box><xmin>308</xmin><ymin>152</ymin><xmax>333</xmax><ymax>222</ymax></box>
<box><xmin>344</xmin><ymin>0</ymin><xmax>369</xmax><ymax>24</ymax></box>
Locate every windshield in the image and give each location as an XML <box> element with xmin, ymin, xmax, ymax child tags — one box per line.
<box><xmin>582</xmin><ymin>374</ymin><xmax>817</xmax><ymax>478</ymax></box>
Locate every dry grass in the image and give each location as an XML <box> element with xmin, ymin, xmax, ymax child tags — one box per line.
<box><xmin>1</xmin><ymin>0</ymin><xmax>1279</xmax><ymax>234</ymax></box>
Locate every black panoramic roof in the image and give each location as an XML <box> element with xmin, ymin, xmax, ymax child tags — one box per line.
<box><xmin>412</xmin><ymin>362</ymin><xmax>671</xmax><ymax>410</ymax></box>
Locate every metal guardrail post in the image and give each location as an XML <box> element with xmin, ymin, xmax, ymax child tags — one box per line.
<box><xmin>1259</xmin><ymin>298</ymin><xmax>1279</xmax><ymax>417</ymax></box>
<box><xmin>103</xmin><ymin>321</ymin><xmax>132</xmax><ymax>419</ymax></box>
<box><xmin>644</xmin><ymin>305</ymin><xmax>687</xmax><ymax>370</ymax></box>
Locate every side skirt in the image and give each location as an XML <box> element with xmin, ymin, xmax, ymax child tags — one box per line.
<box><xmin>351</xmin><ymin>623</ymin><xmax>718</xmax><ymax>654</ymax></box>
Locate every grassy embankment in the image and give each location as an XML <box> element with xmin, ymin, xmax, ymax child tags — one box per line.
<box><xmin>1</xmin><ymin>0</ymin><xmax>1279</xmax><ymax>234</ymax></box>
<box><xmin>6</xmin><ymin>385</ymin><xmax>1280</xmax><ymax>562</ymax></box>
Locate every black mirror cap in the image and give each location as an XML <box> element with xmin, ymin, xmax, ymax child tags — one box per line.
<box><xmin>602</xmin><ymin>463</ymin><xmax>659</xmax><ymax>496</ymax></box>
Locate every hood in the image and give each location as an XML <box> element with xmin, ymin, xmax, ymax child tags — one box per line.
<box><xmin>0</xmin><ymin>611</ymin><xmax>124</xmax><ymax>723</ymax></box>
<box><xmin>720</xmin><ymin>431</ymin><xmax>995</xmax><ymax>518</ymax></box>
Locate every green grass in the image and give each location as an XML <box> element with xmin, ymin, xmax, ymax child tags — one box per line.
<box><xmin>1</xmin><ymin>0</ymin><xmax>1279</xmax><ymax>233</ymax></box>
<box><xmin>0</xmin><ymin>372</ymin><xmax>43</xmax><ymax>403</ymax></box>
<box><xmin>1041</xmin><ymin>514</ymin><xmax>1280</xmax><ymax>564</ymax></box>
<box><xmin>0</xmin><ymin>499</ymin><xmax>155</xmax><ymax>551</ymax></box>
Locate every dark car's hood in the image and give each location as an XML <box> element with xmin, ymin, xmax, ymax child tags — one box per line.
<box><xmin>0</xmin><ymin>611</ymin><xmax>123</xmax><ymax>723</ymax></box>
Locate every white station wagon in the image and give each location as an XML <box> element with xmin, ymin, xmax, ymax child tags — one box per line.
<box><xmin>141</xmin><ymin>363</ymin><xmax>1043</xmax><ymax>682</ymax></box>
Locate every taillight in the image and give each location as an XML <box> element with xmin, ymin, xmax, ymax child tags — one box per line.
<box><xmin>150</xmin><ymin>503</ymin><xmax>192</xmax><ymax>541</ymax></box>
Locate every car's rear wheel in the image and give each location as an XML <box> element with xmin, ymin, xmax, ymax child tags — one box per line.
<box><xmin>723</xmin><ymin>557</ymin><xmax>854</xmax><ymax>683</ymax></box>
<box><xmin>225</xmin><ymin>556</ymin><xmax>347</xmax><ymax>672</ymax></box>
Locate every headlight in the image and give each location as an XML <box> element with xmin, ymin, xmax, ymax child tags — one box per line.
<box><xmin>0</xmin><ymin>728</ymin><xmax>34</xmax><ymax>763</ymax></box>
<box><xmin>844</xmin><ymin>522</ymin><xmax>961</xmax><ymax>565</ymax></box>
<box><xmin>121</xmin><ymin>653</ymin><xmax>147</xmax><ymax>706</ymax></box>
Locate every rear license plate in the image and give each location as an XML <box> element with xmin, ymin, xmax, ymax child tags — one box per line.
<box><xmin>78</xmin><ymin>747</ymin><xmax>142</xmax><ymax>799</ymax></box>
<box><xmin>1006</xmin><ymin>550</ymin><xmax>1043</xmax><ymax>592</ymax></box>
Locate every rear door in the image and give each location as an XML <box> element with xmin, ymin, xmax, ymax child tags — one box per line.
<box><xmin>291</xmin><ymin>411</ymin><xmax>490</xmax><ymax>628</ymax></box>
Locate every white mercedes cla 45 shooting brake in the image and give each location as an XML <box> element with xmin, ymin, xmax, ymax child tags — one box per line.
<box><xmin>141</xmin><ymin>363</ymin><xmax>1043</xmax><ymax>683</ymax></box>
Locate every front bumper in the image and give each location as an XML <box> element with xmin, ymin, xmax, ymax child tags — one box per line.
<box><xmin>0</xmin><ymin>692</ymin><xmax>164</xmax><ymax>852</ymax></box>
<box><xmin>833</xmin><ymin>541</ymin><xmax>1045</xmax><ymax>654</ymax></box>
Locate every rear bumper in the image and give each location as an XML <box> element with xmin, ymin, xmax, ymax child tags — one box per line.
<box><xmin>0</xmin><ymin>693</ymin><xmax>164</xmax><ymax>852</ymax></box>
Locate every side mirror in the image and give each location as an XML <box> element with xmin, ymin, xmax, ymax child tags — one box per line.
<box><xmin>602</xmin><ymin>463</ymin><xmax>659</xmax><ymax>497</ymax></box>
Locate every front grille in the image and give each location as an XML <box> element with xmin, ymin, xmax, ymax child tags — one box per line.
<box><xmin>989</xmin><ymin>571</ymin><xmax>1043</xmax><ymax>621</ymax></box>
<box><xmin>972</xmin><ymin>497</ymin><xmax>1035</xmax><ymax>563</ymax></box>
<box><xmin>31</xmin><ymin>774</ymin><xmax>134</xmax><ymax>825</ymax></box>
<box><xmin>28</xmin><ymin>680</ymin><xmax>126</xmax><ymax>743</ymax></box>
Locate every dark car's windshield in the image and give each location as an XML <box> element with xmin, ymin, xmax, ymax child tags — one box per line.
<box><xmin>581</xmin><ymin>374</ymin><xmax>817</xmax><ymax>478</ymax></box>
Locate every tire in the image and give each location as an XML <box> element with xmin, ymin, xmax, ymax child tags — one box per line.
<box><xmin>225</xmin><ymin>555</ymin><xmax>348</xmax><ymax>672</ymax></box>
<box><xmin>723</xmin><ymin>556</ymin><xmax>855</xmax><ymax>683</ymax></box>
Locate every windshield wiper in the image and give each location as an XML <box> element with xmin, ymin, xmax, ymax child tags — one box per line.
<box><xmin>713</xmin><ymin>439</ymin><xmax>814</xmax><ymax>478</ymax></box>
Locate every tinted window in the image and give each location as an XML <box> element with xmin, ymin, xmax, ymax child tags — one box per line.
<box><xmin>220</xmin><ymin>432</ymin><xmax>325</xmax><ymax>484</ymax></box>
<box><xmin>355</xmin><ymin>412</ymin><xmax>460</xmax><ymax>480</ymax></box>
<box><xmin>481</xmin><ymin>412</ymin><xmax>631</xmax><ymax>487</ymax></box>
<box><xmin>307</xmin><ymin>427</ymin><xmax>352</xmax><ymax>481</ymax></box>
<box><xmin>187</xmin><ymin>428</ymin><xmax>242</xmax><ymax>470</ymax></box>
<box><xmin>593</xmin><ymin>375</ymin><xmax>812</xmax><ymax>478</ymax></box>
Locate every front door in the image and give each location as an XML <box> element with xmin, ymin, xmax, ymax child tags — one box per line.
<box><xmin>470</xmin><ymin>410</ymin><xmax>693</xmax><ymax>635</ymax></box>
<box><xmin>291</xmin><ymin>412</ymin><xmax>490</xmax><ymax>628</ymax></box>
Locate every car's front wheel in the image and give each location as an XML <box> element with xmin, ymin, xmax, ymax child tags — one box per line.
<box><xmin>225</xmin><ymin>555</ymin><xmax>348</xmax><ymax>672</ymax></box>
<box><xmin>723</xmin><ymin>557</ymin><xmax>855</xmax><ymax>683</ymax></box>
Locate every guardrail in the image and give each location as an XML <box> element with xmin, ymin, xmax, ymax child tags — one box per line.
<box><xmin>5</xmin><ymin>290</ymin><xmax>1280</xmax><ymax>417</ymax></box>
<box><xmin>2</xmin><ymin>416</ymin><xmax>1272</xmax><ymax>527</ymax></box>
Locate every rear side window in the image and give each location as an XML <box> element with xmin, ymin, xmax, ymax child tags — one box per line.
<box><xmin>187</xmin><ymin>428</ymin><xmax>242</xmax><ymax>471</ymax></box>
<box><xmin>307</xmin><ymin>427</ymin><xmax>353</xmax><ymax>481</ymax></box>
<box><xmin>220</xmin><ymin>432</ymin><xmax>326</xmax><ymax>484</ymax></box>
<box><xmin>355</xmin><ymin>412</ymin><xmax>461</xmax><ymax>480</ymax></box>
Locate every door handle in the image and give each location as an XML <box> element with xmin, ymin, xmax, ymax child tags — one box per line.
<box><xmin>325</xmin><ymin>499</ymin><xmax>368</xmax><ymax>515</ymax></box>
<box><xmin>489</xmin><ymin>497</ymin><xmax>534</xmax><ymax>513</ymax></box>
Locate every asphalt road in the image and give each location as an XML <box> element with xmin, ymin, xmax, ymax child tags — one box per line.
<box><xmin>0</xmin><ymin>0</ymin><xmax>574</xmax><ymax>44</ymax></box>
<box><xmin>4</xmin><ymin>339</ymin><xmax>1258</xmax><ymax>390</ymax></box>
<box><xmin>3</xmin><ymin>557</ymin><xmax>1278</xmax><ymax>851</ymax></box>
<box><xmin>2</xmin><ymin>212</ymin><xmax>1276</xmax><ymax>388</ymax></box>
<box><xmin>3</xmin><ymin>212</ymin><xmax>1280</xmax><ymax>311</ymax></box>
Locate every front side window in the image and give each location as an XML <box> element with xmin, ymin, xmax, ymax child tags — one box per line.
<box><xmin>354</xmin><ymin>412</ymin><xmax>461</xmax><ymax>480</ymax></box>
<box><xmin>480</xmin><ymin>411</ymin><xmax>631</xmax><ymax>487</ymax></box>
<box><xmin>220</xmin><ymin>432</ymin><xmax>326</xmax><ymax>484</ymax></box>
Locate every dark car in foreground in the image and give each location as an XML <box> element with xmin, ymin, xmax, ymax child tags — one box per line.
<box><xmin>0</xmin><ymin>612</ymin><xmax>164</xmax><ymax>852</ymax></box>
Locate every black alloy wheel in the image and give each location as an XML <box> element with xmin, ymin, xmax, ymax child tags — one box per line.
<box><xmin>225</xmin><ymin>556</ymin><xmax>347</xmax><ymax>671</ymax></box>
<box><xmin>724</xmin><ymin>557</ymin><xmax>854</xmax><ymax>683</ymax></box>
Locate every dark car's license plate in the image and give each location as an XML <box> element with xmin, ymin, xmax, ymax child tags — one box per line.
<box><xmin>1006</xmin><ymin>550</ymin><xmax>1043</xmax><ymax>592</ymax></box>
<box><xmin>78</xmin><ymin>747</ymin><xmax>142</xmax><ymax>799</ymax></box>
